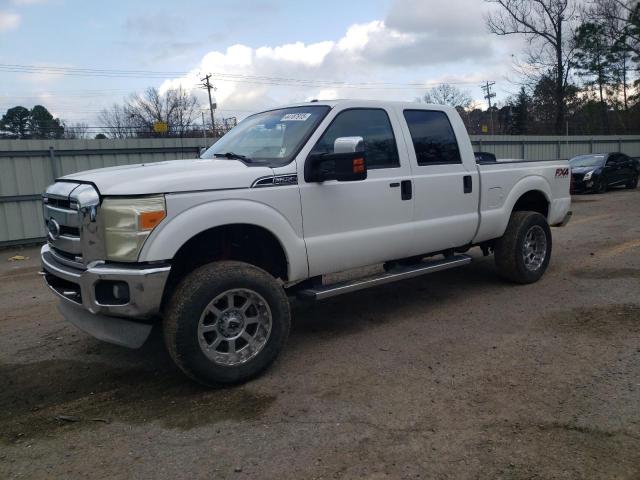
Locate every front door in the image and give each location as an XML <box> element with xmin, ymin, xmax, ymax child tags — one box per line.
<box><xmin>298</xmin><ymin>106</ymin><xmax>414</xmax><ymax>277</ymax></box>
<box><xmin>605</xmin><ymin>154</ymin><xmax>624</xmax><ymax>186</ymax></box>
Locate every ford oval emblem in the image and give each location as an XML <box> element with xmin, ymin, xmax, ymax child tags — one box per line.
<box><xmin>48</xmin><ymin>218</ymin><xmax>61</xmax><ymax>240</ymax></box>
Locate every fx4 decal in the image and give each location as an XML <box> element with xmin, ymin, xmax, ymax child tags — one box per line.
<box><xmin>555</xmin><ymin>168</ymin><xmax>569</xmax><ymax>178</ymax></box>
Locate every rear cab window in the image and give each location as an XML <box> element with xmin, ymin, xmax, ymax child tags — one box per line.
<box><xmin>403</xmin><ymin>110</ymin><xmax>462</xmax><ymax>166</ymax></box>
<box><xmin>310</xmin><ymin>108</ymin><xmax>400</xmax><ymax>169</ymax></box>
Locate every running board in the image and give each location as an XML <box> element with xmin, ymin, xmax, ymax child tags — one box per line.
<box><xmin>297</xmin><ymin>254</ymin><xmax>472</xmax><ymax>301</ymax></box>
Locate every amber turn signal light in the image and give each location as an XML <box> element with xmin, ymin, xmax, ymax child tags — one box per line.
<box><xmin>352</xmin><ymin>157</ymin><xmax>365</xmax><ymax>174</ymax></box>
<box><xmin>139</xmin><ymin>210</ymin><xmax>166</xmax><ymax>230</ymax></box>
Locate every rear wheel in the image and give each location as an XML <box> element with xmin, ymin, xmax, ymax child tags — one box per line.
<box><xmin>494</xmin><ymin>211</ymin><xmax>552</xmax><ymax>284</ymax></box>
<box><xmin>163</xmin><ymin>261</ymin><xmax>290</xmax><ymax>386</ymax></box>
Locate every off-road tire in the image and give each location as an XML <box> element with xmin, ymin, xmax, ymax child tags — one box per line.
<box><xmin>163</xmin><ymin>261</ymin><xmax>291</xmax><ymax>387</ymax></box>
<box><xmin>494</xmin><ymin>211</ymin><xmax>552</xmax><ymax>284</ymax></box>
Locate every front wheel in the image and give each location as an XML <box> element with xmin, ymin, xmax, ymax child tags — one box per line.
<box><xmin>626</xmin><ymin>174</ymin><xmax>638</xmax><ymax>190</ymax></box>
<box><xmin>494</xmin><ymin>211</ymin><xmax>552</xmax><ymax>284</ymax></box>
<box><xmin>595</xmin><ymin>176</ymin><xmax>608</xmax><ymax>193</ymax></box>
<box><xmin>163</xmin><ymin>261</ymin><xmax>291</xmax><ymax>386</ymax></box>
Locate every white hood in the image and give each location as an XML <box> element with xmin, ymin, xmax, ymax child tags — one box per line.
<box><xmin>61</xmin><ymin>159</ymin><xmax>274</xmax><ymax>195</ymax></box>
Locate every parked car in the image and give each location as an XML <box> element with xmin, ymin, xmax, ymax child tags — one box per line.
<box><xmin>570</xmin><ymin>153</ymin><xmax>639</xmax><ymax>193</ymax></box>
<box><xmin>40</xmin><ymin>100</ymin><xmax>572</xmax><ymax>386</ymax></box>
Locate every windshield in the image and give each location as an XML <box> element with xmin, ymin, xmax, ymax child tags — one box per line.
<box><xmin>570</xmin><ymin>155</ymin><xmax>605</xmax><ymax>168</ymax></box>
<box><xmin>201</xmin><ymin>106</ymin><xmax>330</xmax><ymax>166</ymax></box>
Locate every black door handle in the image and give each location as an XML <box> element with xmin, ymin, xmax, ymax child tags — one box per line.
<box><xmin>463</xmin><ymin>175</ymin><xmax>472</xmax><ymax>194</ymax></box>
<box><xmin>401</xmin><ymin>180</ymin><xmax>412</xmax><ymax>200</ymax></box>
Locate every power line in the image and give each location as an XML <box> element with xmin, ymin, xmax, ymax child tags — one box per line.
<box><xmin>0</xmin><ymin>63</ymin><xmax>491</xmax><ymax>90</ymax></box>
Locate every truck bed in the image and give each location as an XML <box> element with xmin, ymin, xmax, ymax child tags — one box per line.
<box><xmin>473</xmin><ymin>159</ymin><xmax>571</xmax><ymax>243</ymax></box>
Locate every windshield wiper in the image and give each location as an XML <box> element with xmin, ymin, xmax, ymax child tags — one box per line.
<box><xmin>213</xmin><ymin>152</ymin><xmax>252</xmax><ymax>162</ymax></box>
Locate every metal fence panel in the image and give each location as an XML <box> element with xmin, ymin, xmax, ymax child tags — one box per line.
<box><xmin>1</xmin><ymin>135</ymin><xmax>639</xmax><ymax>246</ymax></box>
<box><xmin>0</xmin><ymin>138</ymin><xmax>215</xmax><ymax>246</ymax></box>
<box><xmin>470</xmin><ymin>135</ymin><xmax>640</xmax><ymax>161</ymax></box>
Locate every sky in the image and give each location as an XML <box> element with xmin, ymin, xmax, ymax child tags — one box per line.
<box><xmin>0</xmin><ymin>0</ymin><xmax>525</xmax><ymax>126</ymax></box>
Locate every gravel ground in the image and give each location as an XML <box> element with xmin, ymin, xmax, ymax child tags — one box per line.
<box><xmin>1</xmin><ymin>188</ymin><xmax>639</xmax><ymax>479</ymax></box>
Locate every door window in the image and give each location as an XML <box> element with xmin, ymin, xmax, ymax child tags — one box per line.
<box><xmin>310</xmin><ymin>109</ymin><xmax>400</xmax><ymax>169</ymax></box>
<box><xmin>403</xmin><ymin>110</ymin><xmax>462</xmax><ymax>165</ymax></box>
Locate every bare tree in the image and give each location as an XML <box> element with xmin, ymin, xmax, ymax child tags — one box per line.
<box><xmin>126</xmin><ymin>87</ymin><xmax>199</xmax><ymax>136</ymax></box>
<box><xmin>99</xmin><ymin>87</ymin><xmax>200</xmax><ymax>138</ymax></box>
<box><xmin>62</xmin><ymin>122</ymin><xmax>90</xmax><ymax>139</ymax></box>
<box><xmin>486</xmin><ymin>0</ymin><xmax>579</xmax><ymax>134</ymax></box>
<box><xmin>418</xmin><ymin>84</ymin><xmax>473</xmax><ymax>109</ymax></box>
<box><xmin>98</xmin><ymin>104</ymin><xmax>136</xmax><ymax>139</ymax></box>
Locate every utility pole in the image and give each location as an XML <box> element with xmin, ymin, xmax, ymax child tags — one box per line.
<box><xmin>481</xmin><ymin>81</ymin><xmax>496</xmax><ymax>135</ymax></box>
<box><xmin>201</xmin><ymin>111</ymin><xmax>207</xmax><ymax>142</ymax></box>
<box><xmin>200</xmin><ymin>74</ymin><xmax>217</xmax><ymax>136</ymax></box>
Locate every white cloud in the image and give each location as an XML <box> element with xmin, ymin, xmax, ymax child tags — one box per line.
<box><xmin>159</xmin><ymin>0</ymin><xmax>517</xmax><ymax>118</ymax></box>
<box><xmin>256</xmin><ymin>41</ymin><xmax>334</xmax><ymax>67</ymax></box>
<box><xmin>0</xmin><ymin>11</ymin><xmax>20</xmax><ymax>31</ymax></box>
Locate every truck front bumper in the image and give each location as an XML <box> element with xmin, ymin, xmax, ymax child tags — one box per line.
<box><xmin>40</xmin><ymin>244</ymin><xmax>171</xmax><ymax>348</ymax></box>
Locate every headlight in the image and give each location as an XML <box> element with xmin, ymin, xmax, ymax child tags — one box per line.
<box><xmin>583</xmin><ymin>170</ymin><xmax>594</xmax><ymax>181</ymax></box>
<box><xmin>101</xmin><ymin>195</ymin><xmax>166</xmax><ymax>262</ymax></box>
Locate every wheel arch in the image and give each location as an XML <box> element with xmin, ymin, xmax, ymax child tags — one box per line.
<box><xmin>139</xmin><ymin>199</ymin><xmax>309</xmax><ymax>282</ymax></box>
<box><xmin>511</xmin><ymin>189</ymin><xmax>550</xmax><ymax>218</ymax></box>
<box><xmin>473</xmin><ymin>175</ymin><xmax>552</xmax><ymax>243</ymax></box>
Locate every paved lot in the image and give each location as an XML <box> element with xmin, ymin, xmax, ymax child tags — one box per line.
<box><xmin>1</xmin><ymin>189</ymin><xmax>639</xmax><ymax>479</ymax></box>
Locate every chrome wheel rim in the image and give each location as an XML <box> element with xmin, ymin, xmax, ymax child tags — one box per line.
<box><xmin>522</xmin><ymin>225</ymin><xmax>547</xmax><ymax>272</ymax></box>
<box><xmin>198</xmin><ymin>288</ymin><xmax>272</xmax><ymax>367</ymax></box>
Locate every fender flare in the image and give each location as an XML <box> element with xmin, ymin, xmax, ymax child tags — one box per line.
<box><xmin>474</xmin><ymin>175</ymin><xmax>552</xmax><ymax>243</ymax></box>
<box><xmin>139</xmin><ymin>199</ymin><xmax>309</xmax><ymax>281</ymax></box>
<box><xmin>500</xmin><ymin>175</ymin><xmax>551</xmax><ymax>230</ymax></box>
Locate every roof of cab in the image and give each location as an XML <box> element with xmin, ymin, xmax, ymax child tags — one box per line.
<box><xmin>275</xmin><ymin>99</ymin><xmax>454</xmax><ymax>112</ymax></box>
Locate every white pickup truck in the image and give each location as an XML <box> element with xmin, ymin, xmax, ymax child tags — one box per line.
<box><xmin>41</xmin><ymin>100</ymin><xmax>571</xmax><ymax>385</ymax></box>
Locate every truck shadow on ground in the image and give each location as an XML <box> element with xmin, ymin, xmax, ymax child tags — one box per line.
<box><xmin>0</xmin><ymin>354</ymin><xmax>277</xmax><ymax>444</ymax></box>
<box><xmin>0</xmin><ymin>256</ymin><xmax>508</xmax><ymax>443</ymax></box>
<box><xmin>289</xmin><ymin>256</ymin><xmax>509</xmax><ymax>344</ymax></box>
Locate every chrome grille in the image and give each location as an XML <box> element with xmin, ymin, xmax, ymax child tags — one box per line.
<box><xmin>43</xmin><ymin>181</ymin><xmax>101</xmax><ymax>267</ymax></box>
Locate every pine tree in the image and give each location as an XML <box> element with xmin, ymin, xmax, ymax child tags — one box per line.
<box><xmin>0</xmin><ymin>106</ymin><xmax>31</xmax><ymax>137</ymax></box>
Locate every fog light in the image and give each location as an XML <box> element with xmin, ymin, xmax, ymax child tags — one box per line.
<box><xmin>95</xmin><ymin>280</ymin><xmax>130</xmax><ymax>305</ymax></box>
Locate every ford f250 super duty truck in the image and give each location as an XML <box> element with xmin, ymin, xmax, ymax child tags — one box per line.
<box><xmin>41</xmin><ymin>100</ymin><xmax>572</xmax><ymax>386</ymax></box>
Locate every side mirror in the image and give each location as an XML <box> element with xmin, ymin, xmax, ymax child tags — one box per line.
<box><xmin>305</xmin><ymin>137</ymin><xmax>367</xmax><ymax>183</ymax></box>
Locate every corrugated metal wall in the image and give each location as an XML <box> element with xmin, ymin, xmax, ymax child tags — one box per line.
<box><xmin>0</xmin><ymin>138</ymin><xmax>215</xmax><ymax>246</ymax></box>
<box><xmin>470</xmin><ymin>135</ymin><xmax>640</xmax><ymax>160</ymax></box>
<box><xmin>1</xmin><ymin>135</ymin><xmax>639</xmax><ymax>246</ymax></box>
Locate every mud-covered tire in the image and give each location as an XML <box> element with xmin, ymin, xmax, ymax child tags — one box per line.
<box><xmin>494</xmin><ymin>211</ymin><xmax>552</xmax><ymax>284</ymax></box>
<box><xmin>163</xmin><ymin>261</ymin><xmax>290</xmax><ymax>387</ymax></box>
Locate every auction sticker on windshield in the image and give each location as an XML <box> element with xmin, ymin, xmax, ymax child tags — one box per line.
<box><xmin>281</xmin><ymin>113</ymin><xmax>312</xmax><ymax>121</ymax></box>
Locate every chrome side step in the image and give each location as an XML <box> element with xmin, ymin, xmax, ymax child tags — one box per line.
<box><xmin>297</xmin><ymin>254</ymin><xmax>472</xmax><ymax>301</ymax></box>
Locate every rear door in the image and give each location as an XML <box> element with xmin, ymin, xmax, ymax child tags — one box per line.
<box><xmin>298</xmin><ymin>106</ymin><xmax>415</xmax><ymax>277</ymax></box>
<box><xmin>397</xmin><ymin>108</ymin><xmax>480</xmax><ymax>254</ymax></box>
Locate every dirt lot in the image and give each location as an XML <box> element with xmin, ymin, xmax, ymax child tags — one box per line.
<box><xmin>1</xmin><ymin>189</ymin><xmax>639</xmax><ymax>479</ymax></box>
